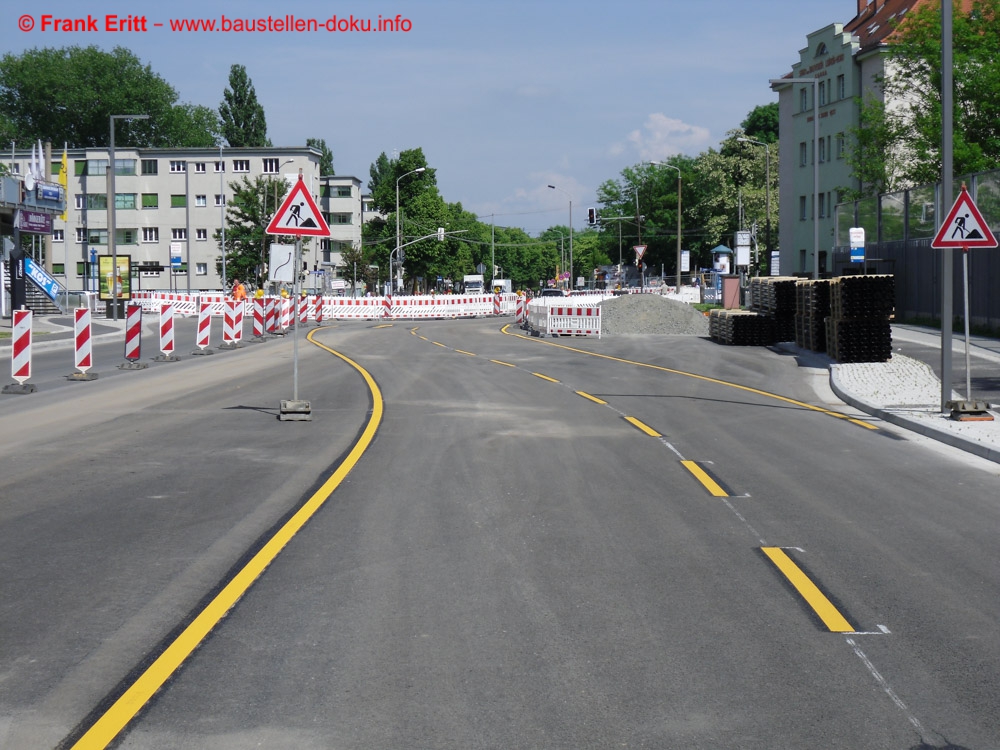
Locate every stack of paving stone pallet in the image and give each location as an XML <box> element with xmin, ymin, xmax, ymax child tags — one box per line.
<box><xmin>794</xmin><ymin>279</ymin><xmax>831</xmax><ymax>352</ymax></box>
<box><xmin>709</xmin><ymin>308</ymin><xmax>775</xmax><ymax>346</ymax></box>
<box><xmin>825</xmin><ymin>274</ymin><xmax>895</xmax><ymax>362</ymax></box>
<box><xmin>747</xmin><ymin>277</ymin><xmax>798</xmax><ymax>342</ymax></box>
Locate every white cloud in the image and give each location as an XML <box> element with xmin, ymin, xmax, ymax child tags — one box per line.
<box><xmin>613</xmin><ymin>114</ymin><xmax>713</xmax><ymax>160</ymax></box>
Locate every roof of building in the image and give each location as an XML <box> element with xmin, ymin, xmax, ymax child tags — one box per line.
<box><xmin>845</xmin><ymin>0</ymin><xmax>973</xmax><ymax>54</ymax></box>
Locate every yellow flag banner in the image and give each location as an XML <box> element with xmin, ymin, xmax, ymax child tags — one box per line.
<box><xmin>59</xmin><ymin>144</ymin><xmax>68</xmax><ymax>221</ymax></box>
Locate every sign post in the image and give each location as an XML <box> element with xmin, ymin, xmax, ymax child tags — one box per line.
<box><xmin>266</xmin><ymin>173</ymin><xmax>331</xmax><ymax>422</ymax></box>
<box><xmin>849</xmin><ymin>227</ymin><xmax>866</xmax><ymax>267</ymax></box>
<box><xmin>930</xmin><ymin>183</ymin><xmax>998</xmax><ymax>420</ymax></box>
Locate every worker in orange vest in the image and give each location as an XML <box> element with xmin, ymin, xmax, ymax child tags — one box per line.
<box><xmin>232</xmin><ymin>279</ymin><xmax>247</xmax><ymax>300</ymax></box>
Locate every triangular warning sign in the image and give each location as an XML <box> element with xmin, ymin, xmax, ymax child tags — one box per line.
<box><xmin>634</xmin><ymin>245</ymin><xmax>647</xmax><ymax>260</ymax></box>
<box><xmin>266</xmin><ymin>176</ymin><xmax>331</xmax><ymax>237</ymax></box>
<box><xmin>931</xmin><ymin>186</ymin><xmax>998</xmax><ymax>249</ymax></box>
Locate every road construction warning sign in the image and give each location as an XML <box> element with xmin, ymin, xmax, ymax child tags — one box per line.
<box><xmin>931</xmin><ymin>185</ymin><xmax>998</xmax><ymax>249</ymax></box>
<box><xmin>266</xmin><ymin>176</ymin><xmax>331</xmax><ymax>237</ymax></box>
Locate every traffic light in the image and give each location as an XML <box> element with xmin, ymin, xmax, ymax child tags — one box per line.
<box><xmin>587</xmin><ymin>207</ymin><xmax>597</xmax><ymax>225</ymax></box>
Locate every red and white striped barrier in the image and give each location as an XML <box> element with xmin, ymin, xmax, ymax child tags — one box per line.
<box><xmin>265</xmin><ymin>298</ymin><xmax>277</xmax><ymax>333</ymax></box>
<box><xmin>383</xmin><ymin>294</ymin><xmax>392</xmax><ymax>319</ymax></box>
<box><xmin>8</xmin><ymin>309</ymin><xmax>32</xmax><ymax>389</ymax></box>
<box><xmin>220</xmin><ymin>298</ymin><xmax>244</xmax><ymax>348</ymax></box>
<box><xmin>526</xmin><ymin>301</ymin><xmax>602</xmax><ymax>338</ymax></box>
<box><xmin>279</xmin><ymin>299</ymin><xmax>292</xmax><ymax>331</ymax></box>
<box><xmin>69</xmin><ymin>307</ymin><xmax>97</xmax><ymax>379</ymax></box>
<box><xmin>119</xmin><ymin>303</ymin><xmax>147</xmax><ymax>369</ymax></box>
<box><xmin>298</xmin><ymin>296</ymin><xmax>310</xmax><ymax>327</ymax></box>
<box><xmin>493</xmin><ymin>294</ymin><xmax>501</xmax><ymax>316</ymax></box>
<box><xmin>194</xmin><ymin>302</ymin><xmax>212</xmax><ymax>351</ymax></box>
<box><xmin>253</xmin><ymin>297</ymin><xmax>266</xmax><ymax>337</ymax></box>
<box><xmin>314</xmin><ymin>295</ymin><xmax>324</xmax><ymax>323</ymax></box>
<box><xmin>155</xmin><ymin>303</ymin><xmax>179</xmax><ymax>361</ymax></box>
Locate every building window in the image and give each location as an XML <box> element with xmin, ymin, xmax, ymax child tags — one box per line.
<box><xmin>141</xmin><ymin>159</ymin><xmax>158</xmax><ymax>175</ymax></box>
<box><xmin>837</xmin><ymin>74</ymin><xmax>846</xmax><ymax>100</ymax></box>
<box><xmin>799</xmin><ymin>196</ymin><xmax>807</xmax><ymax>221</ymax></box>
<box><xmin>196</xmin><ymin>263</ymin><xmax>208</xmax><ymax>276</ymax></box>
<box><xmin>818</xmin><ymin>193</ymin><xmax>826</xmax><ymax>218</ymax></box>
<box><xmin>214</xmin><ymin>194</ymin><xmax>226</xmax><ymax>206</ymax></box>
<box><xmin>195</xmin><ymin>194</ymin><xmax>207</xmax><ymax>207</ymax></box>
<box><xmin>116</xmin><ymin>193</ymin><xmax>137</xmax><ymax>210</ymax></box>
<box><xmin>194</xmin><ymin>162</ymin><xmax>206</xmax><ymax>173</ymax></box>
<box><xmin>142</xmin><ymin>227</ymin><xmax>159</xmax><ymax>243</ymax></box>
<box><xmin>170</xmin><ymin>160</ymin><xmax>186</xmax><ymax>173</ymax></box>
<box><xmin>86</xmin><ymin>194</ymin><xmax>108</xmax><ymax>210</ymax></box>
<box><xmin>74</xmin><ymin>160</ymin><xmax>87</xmax><ymax>176</ymax></box>
<box><xmin>331</xmin><ymin>213</ymin><xmax>352</xmax><ymax>225</ymax></box>
<box><xmin>76</xmin><ymin>227</ymin><xmax>86</xmax><ymax>243</ymax></box>
<box><xmin>87</xmin><ymin>229</ymin><xmax>108</xmax><ymax>245</ymax></box>
<box><xmin>799</xmin><ymin>142</ymin><xmax>807</xmax><ymax>167</ymax></box>
<box><xmin>214</xmin><ymin>161</ymin><xmax>225</xmax><ymax>173</ymax></box>
<box><xmin>196</xmin><ymin>228</ymin><xmax>208</xmax><ymax>241</ymax></box>
<box><xmin>171</xmin><ymin>194</ymin><xmax>187</xmax><ymax>208</ymax></box>
<box><xmin>114</xmin><ymin>159</ymin><xmax>136</xmax><ymax>176</ymax></box>
<box><xmin>172</xmin><ymin>228</ymin><xmax>187</xmax><ymax>240</ymax></box>
<box><xmin>818</xmin><ymin>138</ymin><xmax>826</xmax><ymax>163</ymax></box>
<box><xmin>800</xmin><ymin>88</ymin><xmax>808</xmax><ymax>112</ymax></box>
<box><xmin>75</xmin><ymin>194</ymin><xmax>84</xmax><ymax>210</ymax></box>
<box><xmin>116</xmin><ymin>229</ymin><xmax>137</xmax><ymax>245</ymax></box>
<box><xmin>53</xmin><ymin>229</ymin><xmax>64</xmax><ymax>242</ymax></box>
<box><xmin>262</xmin><ymin>158</ymin><xmax>279</xmax><ymax>173</ymax></box>
<box><xmin>836</xmin><ymin>133</ymin><xmax>845</xmax><ymax>159</ymax></box>
<box><xmin>87</xmin><ymin>159</ymin><xmax>109</xmax><ymax>176</ymax></box>
<box><xmin>337</xmin><ymin>186</ymin><xmax>352</xmax><ymax>198</ymax></box>
<box><xmin>142</xmin><ymin>193</ymin><xmax>159</xmax><ymax>208</ymax></box>
<box><xmin>819</xmin><ymin>81</ymin><xmax>826</xmax><ymax>107</ymax></box>
<box><xmin>233</xmin><ymin>159</ymin><xmax>250</xmax><ymax>172</ymax></box>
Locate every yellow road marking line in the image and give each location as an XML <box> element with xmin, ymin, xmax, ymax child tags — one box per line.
<box><xmin>680</xmin><ymin>460</ymin><xmax>728</xmax><ymax>497</ymax></box>
<box><xmin>490</xmin><ymin>359</ymin><xmax>516</xmax><ymax>367</ymax></box>
<box><xmin>374</xmin><ymin>324</ymin><xmax>393</xmax><ymax>329</ymax></box>
<box><xmin>761</xmin><ymin>547</ymin><xmax>855</xmax><ymax>633</ymax></box>
<box><xmin>432</xmin><ymin>341</ymin><xmax>447</xmax><ymax>348</ymax></box>
<box><xmin>576</xmin><ymin>391</ymin><xmax>608</xmax><ymax>405</ymax></box>
<box><xmin>500</xmin><ymin>329</ymin><xmax>877</xmax><ymax>430</ymax></box>
<box><xmin>454</xmin><ymin>349</ymin><xmax>476</xmax><ymax>356</ymax></box>
<box><xmin>531</xmin><ymin>372</ymin><xmax>560</xmax><ymax>383</ymax></box>
<box><xmin>625</xmin><ymin>416</ymin><xmax>661</xmax><ymax>437</ymax></box>
<box><xmin>69</xmin><ymin>330</ymin><xmax>383</xmax><ymax>750</ymax></box>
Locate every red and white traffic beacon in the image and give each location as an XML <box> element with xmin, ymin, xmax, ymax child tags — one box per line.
<box><xmin>930</xmin><ymin>183</ymin><xmax>998</xmax><ymax>421</ymax></box>
<box><xmin>265</xmin><ymin>172</ymin><xmax>331</xmax><ymax>421</ymax></box>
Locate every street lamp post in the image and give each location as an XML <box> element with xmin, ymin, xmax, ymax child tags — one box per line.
<box><xmin>394</xmin><ymin>167</ymin><xmax>426</xmax><ymax>293</ymax></box>
<box><xmin>108</xmin><ymin>113</ymin><xmax>148</xmax><ymax>320</ymax></box>
<box><xmin>547</xmin><ymin>185</ymin><xmax>573</xmax><ymax>289</ymax></box>
<box><xmin>650</xmin><ymin>161</ymin><xmax>682</xmax><ymax>289</ymax></box>
<box><xmin>736</xmin><ymin>137</ymin><xmax>772</xmax><ymax>275</ymax></box>
<box><xmin>771</xmin><ymin>76</ymin><xmax>820</xmax><ymax>279</ymax></box>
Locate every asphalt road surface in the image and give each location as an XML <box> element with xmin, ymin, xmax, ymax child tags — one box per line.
<box><xmin>2</xmin><ymin>318</ymin><xmax>999</xmax><ymax>749</ymax></box>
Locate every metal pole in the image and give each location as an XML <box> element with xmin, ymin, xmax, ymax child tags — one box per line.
<box><xmin>813</xmin><ymin>78</ymin><xmax>820</xmax><ymax>280</ymax></box>
<box><xmin>569</xmin><ymin>199</ymin><xmax>573</xmax><ymax>290</ymax></box>
<box><xmin>185</xmin><ymin>161</ymin><xmax>191</xmax><ymax>293</ymax></box>
<box><xmin>293</xmin><ymin>238</ymin><xmax>301</xmax><ymax>401</ymax></box>
<box><xmin>941</xmin><ymin>0</ymin><xmax>954</xmax><ymax>412</ymax></box>
<box><xmin>108</xmin><ymin>116</ymin><xmax>117</xmax><ymax>321</ymax></box>
<box><xmin>220</xmin><ymin>146</ymin><xmax>226</xmax><ymax>290</ymax></box>
<box><xmin>962</xmin><ymin>248</ymin><xmax>971</xmax><ymax>400</ymax></box>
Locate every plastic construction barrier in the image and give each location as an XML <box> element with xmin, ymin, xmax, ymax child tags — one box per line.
<box><xmin>526</xmin><ymin>300</ymin><xmax>602</xmax><ymax>338</ymax></box>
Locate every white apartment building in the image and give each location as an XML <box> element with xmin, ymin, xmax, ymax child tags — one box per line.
<box><xmin>770</xmin><ymin>0</ymin><xmax>927</xmax><ymax>276</ymax></box>
<box><xmin>8</xmin><ymin>144</ymin><xmax>347</xmax><ymax>292</ymax></box>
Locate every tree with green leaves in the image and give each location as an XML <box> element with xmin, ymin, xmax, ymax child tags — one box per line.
<box><xmin>307</xmin><ymin>138</ymin><xmax>334</xmax><ymax>175</ymax></box>
<box><xmin>740</xmin><ymin>103</ymin><xmax>779</xmax><ymax>144</ymax></box>
<box><xmin>214</xmin><ymin>174</ymin><xmax>302</xmax><ymax>287</ymax></box>
<box><xmin>219</xmin><ymin>64</ymin><xmax>270</xmax><ymax>148</ymax></box>
<box><xmin>850</xmin><ymin>0</ymin><xmax>1000</xmax><ymax>191</ymax></box>
<box><xmin>0</xmin><ymin>45</ymin><xmax>221</xmax><ymax>148</ymax></box>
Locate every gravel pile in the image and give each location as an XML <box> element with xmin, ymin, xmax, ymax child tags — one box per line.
<box><xmin>599</xmin><ymin>294</ymin><xmax>711</xmax><ymax>336</ymax></box>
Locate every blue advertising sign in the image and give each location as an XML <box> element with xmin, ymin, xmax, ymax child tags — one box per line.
<box><xmin>24</xmin><ymin>256</ymin><xmax>62</xmax><ymax>301</ymax></box>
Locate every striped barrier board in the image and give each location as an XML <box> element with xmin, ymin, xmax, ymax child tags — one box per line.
<box><xmin>194</xmin><ymin>302</ymin><xmax>212</xmax><ymax>351</ymax></box>
<box><xmin>10</xmin><ymin>309</ymin><xmax>32</xmax><ymax>385</ymax></box>
<box><xmin>70</xmin><ymin>308</ymin><xmax>96</xmax><ymax>378</ymax></box>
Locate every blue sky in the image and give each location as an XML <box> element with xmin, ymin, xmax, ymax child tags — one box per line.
<box><xmin>4</xmin><ymin>1</ymin><xmax>845</xmax><ymax>235</ymax></box>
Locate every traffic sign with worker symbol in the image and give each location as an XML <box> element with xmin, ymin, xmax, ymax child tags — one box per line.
<box><xmin>931</xmin><ymin>185</ymin><xmax>998</xmax><ymax>249</ymax></box>
<box><xmin>266</xmin><ymin>175</ymin><xmax>331</xmax><ymax>237</ymax></box>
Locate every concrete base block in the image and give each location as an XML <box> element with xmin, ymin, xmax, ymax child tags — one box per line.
<box><xmin>191</xmin><ymin>348</ymin><xmax>215</xmax><ymax>356</ymax></box>
<box><xmin>2</xmin><ymin>382</ymin><xmax>37</xmax><ymax>395</ymax></box>
<box><xmin>67</xmin><ymin>372</ymin><xmax>99</xmax><ymax>381</ymax></box>
<box><xmin>279</xmin><ymin>399</ymin><xmax>312</xmax><ymax>421</ymax></box>
<box><xmin>119</xmin><ymin>360</ymin><xmax>149</xmax><ymax>370</ymax></box>
<box><xmin>153</xmin><ymin>354</ymin><xmax>181</xmax><ymax>362</ymax></box>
